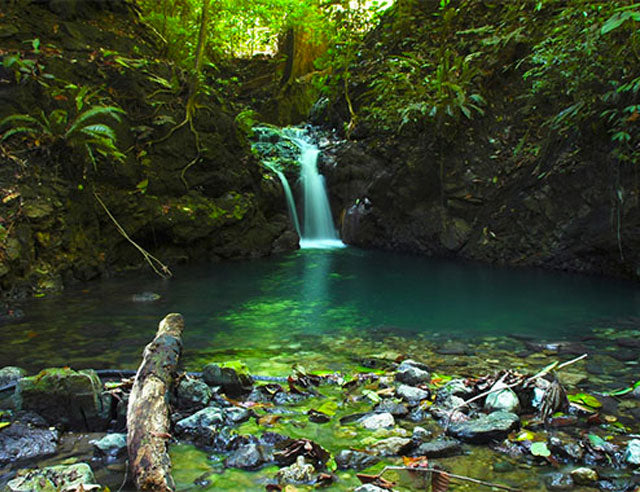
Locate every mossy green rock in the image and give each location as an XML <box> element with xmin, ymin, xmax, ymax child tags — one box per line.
<box><xmin>16</xmin><ymin>368</ymin><xmax>110</xmax><ymax>431</ymax></box>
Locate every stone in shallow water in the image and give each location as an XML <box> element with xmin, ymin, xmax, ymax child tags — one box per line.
<box><xmin>395</xmin><ymin>360</ymin><xmax>430</xmax><ymax>386</ymax></box>
<box><xmin>0</xmin><ymin>422</ymin><xmax>59</xmax><ymax>465</ymax></box>
<box><xmin>91</xmin><ymin>433</ymin><xmax>127</xmax><ymax>459</ymax></box>
<box><xmin>374</xmin><ymin>400</ymin><xmax>408</xmax><ymax>417</ymax></box>
<box><xmin>175</xmin><ymin>377</ymin><xmax>212</xmax><ymax>409</ymax></box>
<box><xmin>484</xmin><ymin>382</ymin><xmax>520</xmax><ymax>413</ymax></box>
<box><xmin>369</xmin><ymin>437</ymin><xmax>412</xmax><ymax>457</ymax></box>
<box><xmin>447</xmin><ymin>411</ymin><xmax>520</xmax><ymax>443</ymax></box>
<box><xmin>0</xmin><ymin>366</ymin><xmax>25</xmax><ymax>387</ymax></box>
<box><xmin>359</xmin><ymin>412</ymin><xmax>395</xmax><ymax>430</ymax></box>
<box><xmin>174</xmin><ymin>406</ymin><xmax>224</xmax><ymax>445</ymax></box>
<box><xmin>7</xmin><ymin>463</ymin><xmax>97</xmax><ymax>492</ymax></box>
<box><xmin>624</xmin><ymin>439</ymin><xmax>640</xmax><ymax>466</ymax></box>
<box><xmin>570</xmin><ymin>467</ymin><xmax>598</xmax><ymax>485</ymax></box>
<box><xmin>396</xmin><ymin>384</ymin><xmax>429</xmax><ymax>404</ymax></box>
<box><xmin>276</xmin><ymin>456</ymin><xmax>315</xmax><ymax>485</ymax></box>
<box><xmin>225</xmin><ymin>442</ymin><xmax>271</xmax><ymax>470</ymax></box>
<box><xmin>335</xmin><ymin>450</ymin><xmax>380</xmax><ymax>471</ymax></box>
<box><xmin>131</xmin><ymin>292</ymin><xmax>161</xmax><ymax>302</ymax></box>
<box><xmin>545</xmin><ymin>472</ymin><xmax>574</xmax><ymax>490</ymax></box>
<box><xmin>410</xmin><ymin>438</ymin><xmax>462</xmax><ymax>458</ymax></box>
<box><xmin>354</xmin><ymin>485</ymin><xmax>389</xmax><ymax>492</ymax></box>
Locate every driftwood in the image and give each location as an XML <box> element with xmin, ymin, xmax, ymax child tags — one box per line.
<box><xmin>127</xmin><ymin>313</ymin><xmax>184</xmax><ymax>491</ymax></box>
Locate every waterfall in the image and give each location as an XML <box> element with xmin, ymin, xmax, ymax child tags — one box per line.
<box><xmin>253</xmin><ymin>126</ymin><xmax>344</xmax><ymax>249</ymax></box>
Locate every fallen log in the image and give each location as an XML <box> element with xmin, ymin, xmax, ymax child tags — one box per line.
<box><xmin>127</xmin><ymin>313</ymin><xmax>184</xmax><ymax>491</ymax></box>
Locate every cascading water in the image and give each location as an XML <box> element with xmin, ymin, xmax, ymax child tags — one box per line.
<box><xmin>253</xmin><ymin>126</ymin><xmax>344</xmax><ymax>249</ymax></box>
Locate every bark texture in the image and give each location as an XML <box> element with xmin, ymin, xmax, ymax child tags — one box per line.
<box><xmin>127</xmin><ymin>313</ymin><xmax>184</xmax><ymax>492</ymax></box>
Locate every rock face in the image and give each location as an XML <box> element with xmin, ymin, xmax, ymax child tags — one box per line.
<box><xmin>16</xmin><ymin>368</ymin><xmax>110</xmax><ymax>431</ymax></box>
<box><xmin>7</xmin><ymin>463</ymin><xmax>98</xmax><ymax>492</ymax></box>
<box><xmin>0</xmin><ymin>422</ymin><xmax>59</xmax><ymax>464</ymax></box>
<box><xmin>447</xmin><ymin>411</ymin><xmax>520</xmax><ymax>443</ymax></box>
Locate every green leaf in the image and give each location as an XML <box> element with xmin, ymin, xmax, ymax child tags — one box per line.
<box><xmin>79</xmin><ymin>124</ymin><xmax>117</xmax><ymax>141</ymax></box>
<box><xmin>65</xmin><ymin>106</ymin><xmax>125</xmax><ymax>137</ymax></box>
<box><xmin>530</xmin><ymin>442</ymin><xmax>551</xmax><ymax>457</ymax></box>
<box><xmin>0</xmin><ymin>422</ymin><xmax>11</xmax><ymax>430</ymax></box>
<box><xmin>588</xmin><ymin>434</ymin><xmax>607</xmax><ymax>450</ymax></box>
<box><xmin>1</xmin><ymin>127</ymin><xmax>36</xmax><ymax>141</ymax></box>
<box><xmin>601</xmin><ymin>12</ymin><xmax>632</xmax><ymax>35</ymax></box>
<box><xmin>0</xmin><ymin>114</ymin><xmax>40</xmax><ymax>129</ymax></box>
<box><xmin>362</xmin><ymin>389</ymin><xmax>381</xmax><ymax>403</ymax></box>
<box><xmin>567</xmin><ymin>393</ymin><xmax>602</xmax><ymax>408</ymax></box>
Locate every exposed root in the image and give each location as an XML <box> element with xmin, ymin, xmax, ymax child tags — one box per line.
<box><xmin>93</xmin><ymin>192</ymin><xmax>172</xmax><ymax>279</ymax></box>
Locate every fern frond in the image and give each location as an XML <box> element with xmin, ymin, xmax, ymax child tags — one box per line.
<box><xmin>1</xmin><ymin>127</ymin><xmax>36</xmax><ymax>141</ymax></box>
<box><xmin>65</xmin><ymin>106</ymin><xmax>125</xmax><ymax>137</ymax></box>
<box><xmin>79</xmin><ymin>124</ymin><xmax>117</xmax><ymax>141</ymax></box>
<box><xmin>0</xmin><ymin>114</ymin><xmax>40</xmax><ymax>129</ymax></box>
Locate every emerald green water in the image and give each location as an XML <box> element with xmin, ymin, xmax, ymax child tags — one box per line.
<box><xmin>2</xmin><ymin>247</ymin><xmax>639</xmax><ymax>373</ymax></box>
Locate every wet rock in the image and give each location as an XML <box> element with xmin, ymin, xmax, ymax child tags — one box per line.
<box><xmin>545</xmin><ymin>472</ymin><xmax>574</xmax><ymax>490</ymax></box>
<box><xmin>408</xmin><ymin>405</ymin><xmax>431</xmax><ymax>422</ymax></box>
<box><xmin>435</xmin><ymin>343</ymin><xmax>469</xmax><ymax>356</ymax></box>
<box><xmin>212</xmin><ymin>426</ymin><xmax>251</xmax><ymax>452</ymax></box>
<box><xmin>226</xmin><ymin>442</ymin><xmax>271</xmax><ymax>470</ymax></box>
<box><xmin>447</xmin><ymin>411</ymin><xmax>520</xmax><ymax>443</ymax></box>
<box><xmin>91</xmin><ymin>433</ymin><xmax>127</xmax><ymax>459</ymax></box>
<box><xmin>437</xmin><ymin>379</ymin><xmax>473</xmax><ymax>399</ymax></box>
<box><xmin>624</xmin><ymin>439</ymin><xmax>640</xmax><ymax>466</ymax></box>
<box><xmin>16</xmin><ymin>368</ymin><xmax>110</xmax><ymax>431</ymax></box>
<box><xmin>224</xmin><ymin>406</ymin><xmax>251</xmax><ymax>425</ymax></box>
<box><xmin>335</xmin><ymin>450</ymin><xmax>380</xmax><ymax>471</ymax></box>
<box><xmin>570</xmin><ymin>467</ymin><xmax>598</xmax><ymax>485</ymax></box>
<box><xmin>308</xmin><ymin>409</ymin><xmax>331</xmax><ymax>423</ymax></box>
<box><xmin>411</xmin><ymin>438</ymin><xmax>462</xmax><ymax>458</ymax></box>
<box><xmin>0</xmin><ymin>422</ymin><xmax>59</xmax><ymax>464</ymax></box>
<box><xmin>396</xmin><ymin>384</ymin><xmax>429</xmax><ymax>404</ymax></box>
<box><xmin>272</xmin><ymin>230</ymin><xmax>300</xmax><ymax>253</ymax></box>
<box><xmin>411</xmin><ymin>426</ymin><xmax>432</xmax><ymax>442</ymax></box>
<box><xmin>176</xmin><ymin>377</ymin><xmax>212</xmax><ymax>409</ymax></box>
<box><xmin>484</xmin><ymin>382</ymin><xmax>520</xmax><ymax>413</ymax></box>
<box><xmin>276</xmin><ymin>455</ymin><xmax>315</xmax><ymax>484</ymax></box>
<box><xmin>0</xmin><ymin>366</ymin><xmax>25</xmax><ymax>386</ymax></box>
<box><xmin>359</xmin><ymin>412</ymin><xmax>395</xmax><ymax>430</ymax></box>
<box><xmin>202</xmin><ymin>364</ymin><xmax>252</xmax><ymax>398</ymax></box>
<box><xmin>369</xmin><ymin>437</ymin><xmax>412</xmax><ymax>457</ymax></box>
<box><xmin>616</xmin><ymin>337</ymin><xmax>640</xmax><ymax>349</ymax></box>
<box><xmin>354</xmin><ymin>485</ymin><xmax>389</xmax><ymax>492</ymax></box>
<box><xmin>549</xmin><ymin>435</ymin><xmax>584</xmax><ymax>461</ymax></box>
<box><xmin>374</xmin><ymin>400</ymin><xmax>408</xmax><ymax>417</ymax></box>
<box><xmin>131</xmin><ymin>292</ymin><xmax>161</xmax><ymax>302</ymax></box>
<box><xmin>174</xmin><ymin>406</ymin><xmax>224</xmax><ymax>445</ymax></box>
<box><xmin>611</xmin><ymin>349</ymin><xmax>638</xmax><ymax>362</ymax></box>
<box><xmin>7</xmin><ymin>463</ymin><xmax>97</xmax><ymax>492</ymax></box>
<box><xmin>395</xmin><ymin>360</ymin><xmax>430</xmax><ymax>386</ymax></box>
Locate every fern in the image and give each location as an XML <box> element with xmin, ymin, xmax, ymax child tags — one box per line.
<box><xmin>65</xmin><ymin>106</ymin><xmax>125</xmax><ymax>137</ymax></box>
<box><xmin>79</xmin><ymin>124</ymin><xmax>117</xmax><ymax>141</ymax></box>
<box><xmin>1</xmin><ymin>127</ymin><xmax>37</xmax><ymax>141</ymax></box>
<box><xmin>0</xmin><ymin>114</ymin><xmax>41</xmax><ymax>129</ymax></box>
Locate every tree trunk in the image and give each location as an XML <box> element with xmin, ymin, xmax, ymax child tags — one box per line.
<box><xmin>194</xmin><ymin>0</ymin><xmax>211</xmax><ymax>76</ymax></box>
<box><xmin>127</xmin><ymin>313</ymin><xmax>185</xmax><ymax>492</ymax></box>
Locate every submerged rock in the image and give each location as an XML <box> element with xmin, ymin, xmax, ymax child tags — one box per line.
<box><xmin>447</xmin><ymin>411</ymin><xmax>520</xmax><ymax>443</ymax></box>
<box><xmin>395</xmin><ymin>360</ymin><xmax>430</xmax><ymax>386</ymax></box>
<box><xmin>410</xmin><ymin>438</ymin><xmax>462</xmax><ymax>458</ymax></box>
<box><xmin>570</xmin><ymin>467</ymin><xmax>598</xmax><ymax>485</ymax></box>
<box><xmin>174</xmin><ymin>406</ymin><xmax>225</xmax><ymax>445</ymax></box>
<box><xmin>16</xmin><ymin>368</ymin><xmax>110</xmax><ymax>431</ymax></box>
<box><xmin>545</xmin><ymin>472</ymin><xmax>574</xmax><ymax>490</ymax></box>
<box><xmin>374</xmin><ymin>400</ymin><xmax>408</xmax><ymax>417</ymax></box>
<box><xmin>0</xmin><ymin>422</ymin><xmax>59</xmax><ymax>464</ymax></box>
<box><xmin>226</xmin><ymin>442</ymin><xmax>271</xmax><ymax>470</ymax></box>
<box><xmin>335</xmin><ymin>450</ymin><xmax>380</xmax><ymax>471</ymax></box>
<box><xmin>7</xmin><ymin>463</ymin><xmax>98</xmax><ymax>492</ymax></box>
<box><xmin>354</xmin><ymin>485</ymin><xmax>389</xmax><ymax>492</ymax></box>
<box><xmin>369</xmin><ymin>437</ymin><xmax>412</xmax><ymax>457</ymax></box>
<box><xmin>202</xmin><ymin>364</ymin><xmax>252</xmax><ymax>398</ymax></box>
<box><xmin>91</xmin><ymin>433</ymin><xmax>127</xmax><ymax>459</ymax></box>
<box><xmin>131</xmin><ymin>292</ymin><xmax>161</xmax><ymax>302</ymax></box>
<box><xmin>276</xmin><ymin>455</ymin><xmax>315</xmax><ymax>485</ymax></box>
<box><xmin>359</xmin><ymin>412</ymin><xmax>395</xmax><ymax>430</ymax></box>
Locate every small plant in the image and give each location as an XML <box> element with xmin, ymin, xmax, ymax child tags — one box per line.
<box><xmin>0</xmin><ymin>105</ymin><xmax>126</xmax><ymax>170</ymax></box>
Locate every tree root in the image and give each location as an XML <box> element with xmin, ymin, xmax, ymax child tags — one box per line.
<box><xmin>93</xmin><ymin>192</ymin><xmax>172</xmax><ymax>279</ymax></box>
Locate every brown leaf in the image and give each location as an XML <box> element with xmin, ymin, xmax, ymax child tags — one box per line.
<box><xmin>432</xmin><ymin>470</ymin><xmax>450</xmax><ymax>492</ymax></box>
<box><xmin>355</xmin><ymin>474</ymin><xmax>395</xmax><ymax>489</ymax></box>
<box><xmin>403</xmin><ymin>456</ymin><xmax>429</xmax><ymax>468</ymax></box>
<box><xmin>258</xmin><ymin>414</ymin><xmax>281</xmax><ymax>427</ymax></box>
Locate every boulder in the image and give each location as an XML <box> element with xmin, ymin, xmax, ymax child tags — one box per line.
<box><xmin>335</xmin><ymin>450</ymin><xmax>380</xmax><ymax>471</ymax></box>
<box><xmin>16</xmin><ymin>368</ymin><xmax>110</xmax><ymax>431</ymax></box>
<box><xmin>447</xmin><ymin>411</ymin><xmax>520</xmax><ymax>443</ymax></box>
<box><xmin>624</xmin><ymin>439</ymin><xmax>640</xmax><ymax>466</ymax></box>
<box><xmin>369</xmin><ymin>437</ymin><xmax>412</xmax><ymax>457</ymax></box>
<box><xmin>395</xmin><ymin>360</ymin><xmax>430</xmax><ymax>386</ymax></box>
<box><xmin>7</xmin><ymin>463</ymin><xmax>98</xmax><ymax>492</ymax></box>
<box><xmin>91</xmin><ymin>433</ymin><xmax>127</xmax><ymax>459</ymax></box>
<box><xmin>359</xmin><ymin>412</ymin><xmax>395</xmax><ymax>430</ymax></box>
<box><xmin>0</xmin><ymin>422</ymin><xmax>59</xmax><ymax>464</ymax></box>
<box><xmin>175</xmin><ymin>377</ymin><xmax>212</xmax><ymax>409</ymax></box>
<box><xmin>0</xmin><ymin>366</ymin><xmax>25</xmax><ymax>387</ymax></box>
<box><xmin>396</xmin><ymin>384</ymin><xmax>429</xmax><ymax>404</ymax></box>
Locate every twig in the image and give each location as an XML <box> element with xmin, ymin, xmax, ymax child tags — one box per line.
<box><xmin>93</xmin><ymin>192</ymin><xmax>172</xmax><ymax>279</ymax></box>
<box><xmin>117</xmin><ymin>459</ymin><xmax>129</xmax><ymax>492</ymax></box>
<box><xmin>377</xmin><ymin>466</ymin><xmax>522</xmax><ymax>492</ymax></box>
<box><xmin>444</xmin><ymin>354</ymin><xmax>588</xmax><ymax>430</ymax></box>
